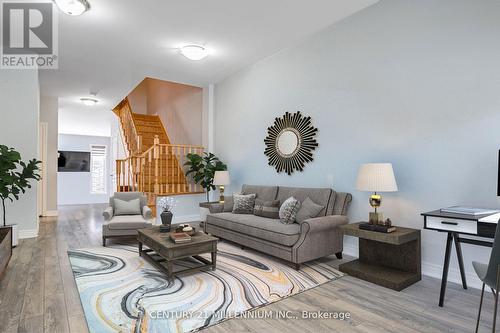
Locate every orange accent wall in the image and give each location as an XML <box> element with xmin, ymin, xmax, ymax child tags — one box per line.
<box><xmin>127</xmin><ymin>78</ymin><xmax>203</xmax><ymax>145</ymax></box>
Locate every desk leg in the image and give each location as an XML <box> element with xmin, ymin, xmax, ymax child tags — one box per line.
<box><xmin>453</xmin><ymin>233</ymin><xmax>468</xmax><ymax>290</ymax></box>
<box><xmin>439</xmin><ymin>232</ymin><xmax>453</xmax><ymax>307</ymax></box>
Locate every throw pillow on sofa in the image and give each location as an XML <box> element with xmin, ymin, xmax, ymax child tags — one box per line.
<box><xmin>223</xmin><ymin>195</ymin><xmax>234</xmax><ymax>212</ymax></box>
<box><xmin>295</xmin><ymin>197</ymin><xmax>324</xmax><ymax>223</ymax></box>
<box><xmin>279</xmin><ymin>196</ymin><xmax>301</xmax><ymax>224</ymax></box>
<box><xmin>232</xmin><ymin>193</ymin><xmax>256</xmax><ymax>214</ymax></box>
<box><xmin>114</xmin><ymin>198</ymin><xmax>141</xmax><ymax>216</ymax></box>
<box><xmin>253</xmin><ymin>199</ymin><xmax>280</xmax><ymax>219</ymax></box>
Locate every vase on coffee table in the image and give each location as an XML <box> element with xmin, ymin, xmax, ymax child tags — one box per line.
<box><xmin>160</xmin><ymin>210</ymin><xmax>173</xmax><ymax>232</ymax></box>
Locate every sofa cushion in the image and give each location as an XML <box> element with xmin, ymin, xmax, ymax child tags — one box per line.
<box><xmin>279</xmin><ymin>197</ymin><xmax>301</xmax><ymax>224</ymax></box>
<box><xmin>206</xmin><ymin>213</ymin><xmax>301</xmax><ymax>246</ymax></box>
<box><xmin>296</xmin><ymin>197</ymin><xmax>324</xmax><ymax>223</ymax></box>
<box><xmin>223</xmin><ymin>195</ymin><xmax>234</xmax><ymax>212</ymax></box>
<box><xmin>276</xmin><ymin>187</ymin><xmax>332</xmax><ymax>217</ymax></box>
<box><xmin>114</xmin><ymin>198</ymin><xmax>141</xmax><ymax>216</ymax></box>
<box><xmin>107</xmin><ymin>215</ymin><xmax>150</xmax><ymax>230</ymax></box>
<box><xmin>253</xmin><ymin>199</ymin><xmax>280</xmax><ymax>219</ymax></box>
<box><xmin>242</xmin><ymin>184</ymin><xmax>278</xmax><ymax>201</ymax></box>
<box><xmin>232</xmin><ymin>193</ymin><xmax>256</xmax><ymax>214</ymax></box>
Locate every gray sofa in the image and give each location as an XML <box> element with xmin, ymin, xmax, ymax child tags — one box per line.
<box><xmin>205</xmin><ymin>184</ymin><xmax>352</xmax><ymax>269</ymax></box>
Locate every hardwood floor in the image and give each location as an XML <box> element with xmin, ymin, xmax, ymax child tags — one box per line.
<box><xmin>0</xmin><ymin>204</ymin><xmax>496</xmax><ymax>333</ymax></box>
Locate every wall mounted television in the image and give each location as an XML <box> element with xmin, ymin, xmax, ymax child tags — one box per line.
<box><xmin>58</xmin><ymin>151</ymin><xmax>90</xmax><ymax>172</ymax></box>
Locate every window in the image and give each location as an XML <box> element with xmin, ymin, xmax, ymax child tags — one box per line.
<box><xmin>90</xmin><ymin>145</ymin><xmax>107</xmax><ymax>194</ymax></box>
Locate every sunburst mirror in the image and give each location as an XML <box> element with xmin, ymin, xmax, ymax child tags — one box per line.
<box><xmin>264</xmin><ymin>111</ymin><xmax>318</xmax><ymax>175</ymax></box>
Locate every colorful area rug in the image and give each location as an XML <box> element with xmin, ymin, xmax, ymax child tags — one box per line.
<box><xmin>68</xmin><ymin>242</ymin><xmax>343</xmax><ymax>333</ymax></box>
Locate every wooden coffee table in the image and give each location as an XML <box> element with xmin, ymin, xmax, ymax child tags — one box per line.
<box><xmin>137</xmin><ymin>226</ymin><xmax>218</xmax><ymax>280</ymax></box>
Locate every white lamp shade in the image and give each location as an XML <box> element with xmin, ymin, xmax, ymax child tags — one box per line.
<box><xmin>213</xmin><ymin>171</ymin><xmax>230</xmax><ymax>186</ymax></box>
<box><xmin>356</xmin><ymin>163</ymin><xmax>398</xmax><ymax>192</ymax></box>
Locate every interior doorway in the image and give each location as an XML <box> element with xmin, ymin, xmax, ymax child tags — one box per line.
<box><xmin>38</xmin><ymin>122</ymin><xmax>48</xmax><ymax>217</ymax></box>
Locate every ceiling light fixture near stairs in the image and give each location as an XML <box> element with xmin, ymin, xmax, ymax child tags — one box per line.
<box><xmin>53</xmin><ymin>0</ymin><xmax>90</xmax><ymax>16</ymax></box>
<box><xmin>80</xmin><ymin>97</ymin><xmax>98</xmax><ymax>106</ymax></box>
<box><xmin>180</xmin><ymin>45</ymin><xmax>208</xmax><ymax>61</ymax></box>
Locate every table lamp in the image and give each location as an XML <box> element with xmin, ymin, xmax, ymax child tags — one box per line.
<box><xmin>213</xmin><ymin>171</ymin><xmax>230</xmax><ymax>203</ymax></box>
<box><xmin>356</xmin><ymin>163</ymin><xmax>398</xmax><ymax>224</ymax></box>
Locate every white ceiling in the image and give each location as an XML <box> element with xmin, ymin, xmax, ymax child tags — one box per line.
<box><xmin>41</xmin><ymin>0</ymin><xmax>378</xmax><ymax>134</ymax></box>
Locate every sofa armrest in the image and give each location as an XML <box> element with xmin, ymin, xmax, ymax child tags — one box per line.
<box><xmin>103</xmin><ymin>207</ymin><xmax>114</xmax><ymax>221</ymax></box>
<box><xmin>142</xmin><ymin>206</ymin><xmax>153</xmax><ymax>220</ymax></box>
<box><xmin>208</xmin><ymin>203</ymin><xmax>224</xmax><ymax>214</ymax></box>
<box><xmin>300</xmin><ymin>215</ymin><xmax>348</xmax><ymax>233</ymax></box>
<box><xmin>292</xmin><ymin>215</ymin><xmax>348</xmax><ymax>264</ymax></box>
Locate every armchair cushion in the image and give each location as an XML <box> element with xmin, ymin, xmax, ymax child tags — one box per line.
<box><xmin>114</xmin><ymin>198</ymin><xmax>141</xmax><ymax>216</ymax></box>
<box><xmin>110</xmin><ymin>192</ymin><xmax>147</xmax><ymax>211</ymax></box>
<box><xmin>142</xmin><ymin>205</ymin><xmax>152</xmax><ymax>220</ymax></box>
<box><xmin>105</xmin><ymin>215</ymin><xmax>150</xmax><ymax>230</ymax></box>
<box><xmin>103</xmin><ymin>207</ymin><xmax>113</xmax><ymax>221</ymax></box>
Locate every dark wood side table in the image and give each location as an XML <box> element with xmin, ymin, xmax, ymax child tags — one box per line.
<box><xmin>339</xmin><ymin>222</ymin><xmax>421</xmax><ymax>291</ymax></box>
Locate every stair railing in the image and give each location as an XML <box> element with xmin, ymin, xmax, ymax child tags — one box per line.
<box><xmin>116</xmin><ymin>136</ymin><xmax>204</xmax><ymax>195</ymax></box>
<box><xmin>113</xmin><ymin>98</ymin><xmax>143</xmax><ymax>155</ymax></box>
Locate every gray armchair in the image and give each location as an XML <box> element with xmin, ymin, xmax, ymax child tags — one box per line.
<box><xmin>102</xmin><ymin>192</ymin><xmax>153</xmax><ymax>246</ymax></box>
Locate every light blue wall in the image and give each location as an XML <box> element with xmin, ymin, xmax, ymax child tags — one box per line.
<box><xmin>214</xmin><ymin>0</ymin><xmax>500</xmax><ymax>288</ymax></box>
<box><xmin>0</xmin><ymin>70</ymin><xmax>39</xmax><ymax>236</ymax></box>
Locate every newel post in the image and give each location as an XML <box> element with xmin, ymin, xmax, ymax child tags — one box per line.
<box><xmin>154</xmin><ymin>135</ymin><xmax>160</xmax><ymax>193</ymax></box>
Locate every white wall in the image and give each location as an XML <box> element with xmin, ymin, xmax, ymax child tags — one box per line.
<box><xmin>59</xmin><ymin>107</ymin><xmax>113</xmax><ymax>137</ymax></box>
<box><xmin>214</xmin><ymin>0</ymin><xmax>500</xmax><ymax>288</ymax></box>
<box><xmin>0</xmin><ymin>70</ymin><xmax>40</xmax><ymax>237</ymax></box>
<box><xmin>58</xmin><ymin>134</ymin><xmax>112</xmax><ymax>205</ymax></box>
<box><xmin>40</xmin><ymin>96</ymin><xmax>58</xmax><ymax>213</ymax></box>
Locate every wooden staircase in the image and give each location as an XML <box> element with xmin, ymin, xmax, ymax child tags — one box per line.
<box><xmin>112</xmin><ymin>98</ymin><xmax>204</xmax><ymax>215</ymax></box>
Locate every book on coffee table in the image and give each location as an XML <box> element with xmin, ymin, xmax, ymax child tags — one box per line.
<box><xmin>170</xmin><ymin>232</ymin><xmax>192</xmax><ymax>243</ymax></box>
<box><xmin>359</xmin><ymin>222</ymin><xmax>396</xmax><ymax>233</ymax></box>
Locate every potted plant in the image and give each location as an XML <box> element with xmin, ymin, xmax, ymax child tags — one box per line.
<box><xmin>184</xmin><ymin>152</ymin><xmax>227</xmax><ymax>221</ymax></box>
<box><xmin>157</xmin><ymin>196</ymin><xmax>176</xmax><ymax>233</ymax></box>
<box><xmin>0</xmin><ymin>145</ymin><xmax>41</xmax><ymax>247</ymax></box>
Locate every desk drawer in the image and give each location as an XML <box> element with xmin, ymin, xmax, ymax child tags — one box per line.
<box><xmin>426</xmin><ymin>216</ymin><xmax>477</xmax><ymax>234</ymax></box>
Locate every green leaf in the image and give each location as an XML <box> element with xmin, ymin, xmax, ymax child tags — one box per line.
<box><xmin>0</xmin><ymin>145</ymin><xmax>41</xmax><ymax>218</ymax></box>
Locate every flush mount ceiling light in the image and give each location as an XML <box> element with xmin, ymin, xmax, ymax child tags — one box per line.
<box><xmin>53</xmin><ymin>0</ymin><xmax>90</xmax><ymax>16</ymax></box>
<box><xmin>80</xmin><ymin>97</ymin><xmax>98</xmax><ymax>106</ymax></box>
<box><xmin>180</xmin><ymin>45</ymin><xmax>208</xmax><ymax>61</ymax></box>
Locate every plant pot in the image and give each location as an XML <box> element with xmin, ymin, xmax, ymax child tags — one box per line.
<box><xmin>160</xmin><ymin>211</ymin><xmax>173</xmax><ymax>233</ymax></box>
<box><xmin>6</xmin><ymin>224</ymin><xmax>18</xmax><ymax>247</ymax></box>
<box><xmin>0</xmin><ymin>226</ymin><xmax>12</xmax><ymax>278</ymax></box>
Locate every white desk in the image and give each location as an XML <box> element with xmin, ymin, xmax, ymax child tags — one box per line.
<box><xmin>421</xmin><ymin>210</ymin><xmax>497</xmax><ymax>307</ymax></box>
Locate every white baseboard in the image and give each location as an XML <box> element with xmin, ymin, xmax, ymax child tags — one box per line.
<box><xmin>422</xmin><ymin>260</ymin><xmax>483</xmax><ymax>290</ymax></box>
<box><xmin>342</xmin><ymin>243</ymin><xmax>483</xmax><ymax>290</ymax></box>
<box><xmin>19</xmin><ymin>228</ymin><xmax>38</xmax><ymax>239</ymax></box>
<box><xmin>43</xmin><ymin>210</ymin><xmax>58</xmax><ymax>217</ymax></box>
<box><xmin>343</xmin><ymin>243</ymin><xmax>358</xmax><ymax>258</ymax></box>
